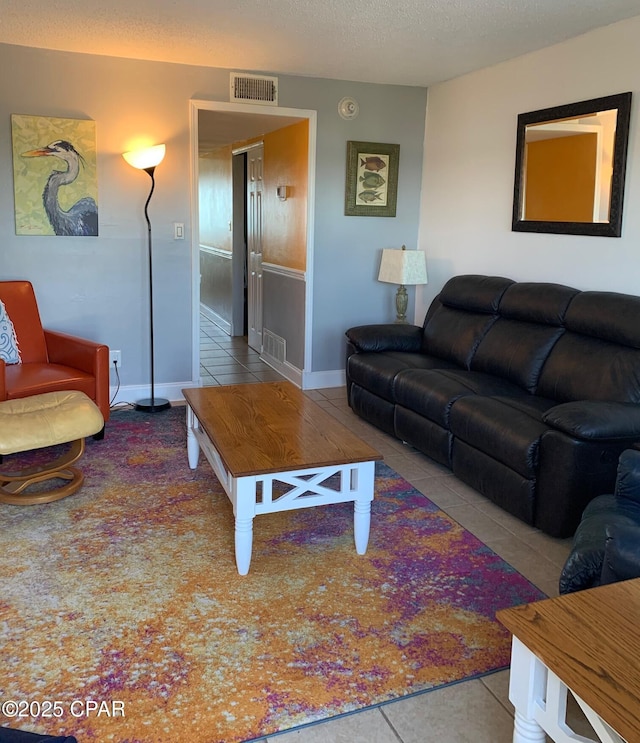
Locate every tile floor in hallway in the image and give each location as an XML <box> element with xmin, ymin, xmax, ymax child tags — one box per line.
<box><xmin>198</xmin><ymin>318</ymin><xmax>592</xmax><ymax>743</ymax></box>
<box><xmin>199</xmin><ymin>315</ymin><xmax>286</xmax><ymax>386</ymax></box>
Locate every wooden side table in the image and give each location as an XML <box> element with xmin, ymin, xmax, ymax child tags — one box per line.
<box><xmin>497</xmin><ymin>579</ymin><xmax>640</xmax><ymax>743</ymax></box>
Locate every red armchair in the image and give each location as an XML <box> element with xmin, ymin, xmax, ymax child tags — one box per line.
<box><xmin>0</xmin><ymin>281</ymin><xmax>110</xmax><ymax>422</ymax></box>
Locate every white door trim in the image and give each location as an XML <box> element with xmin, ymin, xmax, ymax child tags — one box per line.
<box><xmin>246</xmin><ymin>143</ymin><xmax>264</xmax><ymax>352</ymax></box>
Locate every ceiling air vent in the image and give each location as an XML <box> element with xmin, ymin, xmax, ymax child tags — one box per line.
<box><xmin>230</xmin><ymin>73</ymin><xmax>278</xmax><ymax>106</ymax></box>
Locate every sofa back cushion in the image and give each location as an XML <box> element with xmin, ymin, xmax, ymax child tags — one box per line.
<box><xmin>471</xmin><ymin>282</ymin><xmax>578</xmax><ymax>393</ymax></box>
<box><xmin>421</xmin><ymin>275</ymin><xmax>513</xmax><ymax>369</ymax></box>
<box><xmin>472</xmin><ymin>320</ymin><xmax>564</xmax><ymax>393</ymax></box>
<box><xmin>498</xmin><ymin>282</ymin><xmax>579</xmax><ymax>325</ymax></box>
<box><xmin>537</xmin><ymin>291</ymin><xmax>640</xmax><ymax>403</ymax></box>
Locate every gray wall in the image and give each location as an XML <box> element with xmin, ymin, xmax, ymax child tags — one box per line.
<box><xmin>280</xmin><ymin>80</ymin><xmax>428</xmax><ymax>372</ymax></box>
<box><xmin>263</xmin><ymin>270</ymin><xmax>305</xmax><ymax>370</ymax></box>
<box><xmin>0</xmin><ymin>42</ymin><xmax>427</xmax><ymax>386</ymax></box>
<box><xmin>200</xmin><ymin>249</ymin><xmax>232</xmax><ymax>327</ymax></box>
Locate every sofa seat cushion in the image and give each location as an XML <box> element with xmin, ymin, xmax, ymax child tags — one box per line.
<box><xmin>395</xmin><ymin>369</ymin><xmax>528</xmax><ymax>428</ymax></box>
<box><xmin>5</xmin><ymin>362</ymin><xmax>96</xmax><ymax>400</ymax></box>
<box><xmin>488</xmin><ymin>394</ymin><xmax>557</xmax><ymax>419</ymax></box>
<box><xmin>449</xmin><ymin>395</ymin><xmax>550</xmax><ymax>478</ymax></box>
<box><xmin>347</xmin><ymin>351</ymin><xmax>458</xmax><ymax>402</ymax></box>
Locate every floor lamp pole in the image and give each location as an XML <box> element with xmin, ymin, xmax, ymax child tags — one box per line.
<box><xmin>135</xmin><ymin>166</ymin><xmax>170</xmax><ymax>413</ymax></box>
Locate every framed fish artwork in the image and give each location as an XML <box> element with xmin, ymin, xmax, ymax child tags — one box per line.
<box><xmin>344</xmin><ymin>140</ymin><xmax>399</xmax><ymax>217</ymax></box>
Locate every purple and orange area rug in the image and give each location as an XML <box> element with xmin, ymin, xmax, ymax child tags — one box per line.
<box><xmin>0</xmin><ymin>406</ymin><xmax>544</xmax><ymax>742</ymax></box>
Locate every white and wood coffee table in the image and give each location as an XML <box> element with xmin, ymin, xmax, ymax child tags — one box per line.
<box><xmin>182</xmin><ymin>382</ymin><xmax>382</xmax><ymax>575</ymax></box>
<box><xmin>497</xmin><ymin>578</ymin><xmax>640</xmax><ymax>743</ymax></box>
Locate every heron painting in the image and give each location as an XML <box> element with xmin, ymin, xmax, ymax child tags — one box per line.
<box><xmin>11</xmin><ymin>114</ymin><xmax>98</xmax><ymax>237</ymax></box>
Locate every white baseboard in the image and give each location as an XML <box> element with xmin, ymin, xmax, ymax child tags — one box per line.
<box><xmin>260</xmin><ymin>352</ymin><xmax>303</xmax><ymax>387</ymax></box>
<box><xmin>109</xmin><ymin>381</ymin><xmax>196</xmax><ymax>407</ymax></box>
<box><xmin>301</xmin><ymin>369</ymin><xmax>346</xmax><ymax>390</ymax></box>
<box><xmin>258</xmin><ymin>355</ymin><xmax>345</xmax><ymax>390</ymax></box>
<box><xmin>200</xmin><ymin>304</ymin><xmax>231</xmax><ymax>335</ymax></box>
<box><xmin>109</xmin><ymin>368</ymin><xmax>346</xmax><ymax>408</ymax></box>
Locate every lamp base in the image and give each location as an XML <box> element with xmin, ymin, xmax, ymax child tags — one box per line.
<box><xmin>135</xmin><ymin>398</ymin><xmax>171</xmax><ymax>413</ymax></box>
<box><xmin>394</xmin><ymin>285</ymin><xmax>409</xmax><ymax>323</ymax></box>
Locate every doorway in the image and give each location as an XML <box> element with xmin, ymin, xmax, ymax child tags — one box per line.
<box><xmin>189</xmin><ymin>99</ymin><xmax>317</xmax><ymax>387</ymax></box>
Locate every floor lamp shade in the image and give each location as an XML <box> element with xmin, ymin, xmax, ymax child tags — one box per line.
<box><xmin>122</xmin><ymin>143</ymin><xmax>170</xmax><ymax>413</ymax></box>
<box><xmin>122</xmin><ymin>144</ymin><xmax>166</xmax><ymax>171</ymax></box>
<box><xmin>378</xmin><ymin>246</ymin><xmax>428</xmax><ymax>323</ymax></box>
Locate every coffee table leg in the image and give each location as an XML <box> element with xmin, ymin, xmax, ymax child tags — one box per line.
<box><xmin>354</xmin><ymin>500</ymin><xmax>371</xmax><ymax>554</ymax></box>
<box><xmin>353</xmin><ymin>461</ymin><xmax>375</xmax><ymax>554</ymax></box>
<box><xmin>509</xmin><ymin>637</ymin><xmax>547</xmax><ymax>743</ymax></box>
<box><xmin>235</xmin><ymin>517</ymin><xmax>254</xmax><ymax>575</ymax></box>
<box><xmin>186</xmin><ymin>406</ymin><xmax>200</xmax><ymax>469</ymax></box>
<box><xmin>233</xmin><ymin>477</ymin><xmax>257</xmax><ymax>575</ymax></box>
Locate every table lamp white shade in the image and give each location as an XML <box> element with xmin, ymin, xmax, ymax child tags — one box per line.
<box><xmin>378</xmin><ymin>246</ymin><xmax>428</xmax><ymax>286</ymax></box>
<box><xmin>378</xmin><ymin>246</ymin><xmax>428</xmax><ymax>323</ymax></box>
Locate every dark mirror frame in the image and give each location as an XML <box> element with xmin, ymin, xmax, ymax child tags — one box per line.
<box><xmin>512</xmin><ymin>92</ymin><xmax>632</xmax><ymax>237</ymax></box>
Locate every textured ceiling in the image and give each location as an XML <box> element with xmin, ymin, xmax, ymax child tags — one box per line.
<box><xmin>2</xmin><ymin>0</ymin><xmax>640</xmax><ymax>87</ymax></box>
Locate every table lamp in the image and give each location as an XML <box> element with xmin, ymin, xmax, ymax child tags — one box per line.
<box><xmin>377</xmin><ymin>245</ymin><xmax>428</xmax><ymax>322</ymax></box>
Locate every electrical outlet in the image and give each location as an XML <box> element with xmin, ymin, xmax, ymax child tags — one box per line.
<box><xmin>110</xmin><ymin>350</ymin><xmax>122</xmax><ymax>370</ymax></box>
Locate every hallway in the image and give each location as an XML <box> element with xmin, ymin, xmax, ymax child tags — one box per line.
<box><xmin>199</xmin><ymin>314</ymin><xmax>285</xmax><ymax>386</ymax></box>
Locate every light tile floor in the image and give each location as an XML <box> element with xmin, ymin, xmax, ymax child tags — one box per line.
<box><xmin>198</xmin><ymin>318</ymin><xmax>593</xmax><ymax>743</ymax></box>
<box><xmin>199</xmin><ymin>315</ymin><xmax>285</xmax><ymax>386</ymax></box>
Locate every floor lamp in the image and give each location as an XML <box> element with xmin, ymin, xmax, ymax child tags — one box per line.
<box><xmin>122</xmin><ymin>143</ymin><xmax>171</xmax><ymax>413</ymax></box>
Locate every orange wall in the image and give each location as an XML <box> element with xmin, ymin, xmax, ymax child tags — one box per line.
<box><xmin>262</xmin><ymin>120</ymin><xmax>308</xmax><ymax>270</ymax></box>
<box><xmin>198</xmin><ymin>144</ymin><xmax>233</xmax><ymax>250</ymax></box>
<box><xmin>525</xmin><ymin>133</ymin><xmax>597</xmax><ymax>222</ymax></box>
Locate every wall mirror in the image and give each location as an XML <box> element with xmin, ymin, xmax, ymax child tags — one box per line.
<box><xmin>512</xmin><ymin>92</ymin><xmax>632</xmax><ymax>237</ymax></box>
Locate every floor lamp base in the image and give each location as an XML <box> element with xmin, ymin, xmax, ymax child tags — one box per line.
<box><xmin>135</xmin><ymin>398</ymin><xmax>171</xmax><ymax>413</ymax></box>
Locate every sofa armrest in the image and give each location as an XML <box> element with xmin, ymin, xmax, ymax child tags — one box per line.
<box><xmin>45</xmin><ymin>329</ymin><xmax>110</xmax><ymax>422</ymax></box>
<box><xmin>345</xmin><ymin>324</ymin><xmax>422</xmax><ymax>353</ymax></box>
<box><xmin>601</xmin><ymin>522</ymin><xmax>640</xmax><ymax>585</ymax></box>
<box><xmin>44</xmin><ymin>329</ymin><xmax>108</xmax><ymax>374</ymax></box>
<box><xmin>542</xmin><ymin>401</ymin><xmax>640</xmax><ymax>441</ymax></box>
<box><xmin>613</xmin><ymin>449</ymin><xmax>640</xmax><ymax>503</ymax></box>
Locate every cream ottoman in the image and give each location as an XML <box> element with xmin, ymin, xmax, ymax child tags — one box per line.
<box><xmin>0</xmin><ymin>391</ymin><xmax>104</xmax><ymax>505</ymax></box>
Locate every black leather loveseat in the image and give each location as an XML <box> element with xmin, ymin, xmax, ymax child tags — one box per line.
<box><xmin>346</xmin><ymin>275</ymin><xmax>640</xmax><ymax>538</ymax></box>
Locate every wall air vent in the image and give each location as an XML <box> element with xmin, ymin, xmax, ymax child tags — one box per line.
<box><xmin>230</xmin><ymin>73</ymin><xmax>278</xmax><ymax>106</ymax></box>
<box><xmin>263</xmin><ymin>329</ymin><xmax>286</xmax><ymax>364</ymax></box>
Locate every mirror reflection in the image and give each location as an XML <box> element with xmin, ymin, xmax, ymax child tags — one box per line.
<box><xmin>512</xmin><ymin>92</ymin><xmax>632</xmax><ymax>237</ymax></box>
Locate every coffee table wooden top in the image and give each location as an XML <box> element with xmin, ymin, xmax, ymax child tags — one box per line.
<box><xmin>182</xmin><ymin>382</ymin><xmax>382</xmax><ymax>477</ymax></box>
<box><xmin>497</xmin><ymin>578</ymin><xmax>640</xmax><ymax>742</ymax></box>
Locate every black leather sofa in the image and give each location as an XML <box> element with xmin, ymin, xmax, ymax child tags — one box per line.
<box><xmin>560</xmin><ymin>447</ymin><xmax>640</xmax><ymax>593</ymax></box>
<box><xmin>345</xmin><ymin>275</ymin><xmax>640</xmax><ymax>538</ymax></box>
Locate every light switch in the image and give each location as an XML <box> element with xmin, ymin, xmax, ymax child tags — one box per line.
<box><xmin>174</xmin><ymin>222</ymin><xmax>184</xmax><ymax>240</ymax></box>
